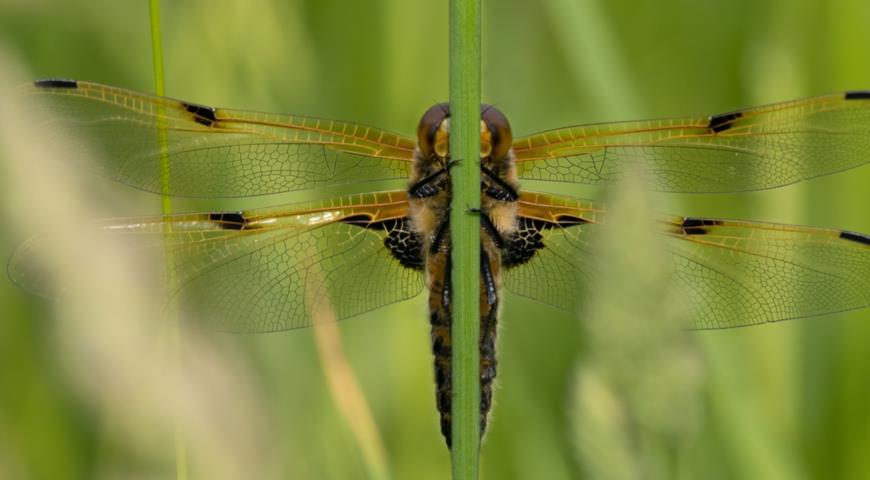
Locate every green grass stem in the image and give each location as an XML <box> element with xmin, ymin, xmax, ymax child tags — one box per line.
<box><xmin>449</xmin><ymin>0</ymin><xmax>481</xmax><ymax>477</ymax></box>
<box><xmin>148</xmin><ymin>0</ymin><xmax>172</xmax><ymax>210</ymax></box>
<box><xmin>147</xmin><ymin>2</ymin><xmax>188</xmax><ymax>479</ymax></box>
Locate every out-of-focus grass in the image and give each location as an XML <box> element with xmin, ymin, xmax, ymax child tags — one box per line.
<box><xmin>0</xmin><ymin>53</ymin><xmax>280</xmax><ymax>479</ymax></box>
<box><xmin>306</xmin><ymin>265</ymin><xmax>390</xmax><ymax>480</ymax></box>
<box><xmin>571</xmin><ymin>171</ymin><xmax>703</xmax><ymax>480</ymax></box>
<box><xmin>0</xmin><ymin>0</ymin><xmax>869</xmax><ymax>479</ymax></box>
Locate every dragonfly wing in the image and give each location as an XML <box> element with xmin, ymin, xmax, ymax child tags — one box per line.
<box><xmin>501</xmin><ymin>193</ymin><xmax>602</xmax><ymax>312</ymax></box>
<box><xmin>662</xmin><ymin>216</ymin><xmax>870</xmax><ymax>329</ymax></box>
<box><xmin>505</xmin><ymin>193</ymin><xmax>870</xmax><ymax>329</ymax></box>
<box><xmin>22</xmin><ymin>80</ymin><xmax>416</xmax><ymax>197</ymax></box>
<box><xmin>513</xmin><ymin>92</ymin><xmax>870</xmax><ymax>193</ymax></box>
<box><xmin>8</xmin><ymin>191</ymin><xmax>426</xmax><ymax>332</ymax></box>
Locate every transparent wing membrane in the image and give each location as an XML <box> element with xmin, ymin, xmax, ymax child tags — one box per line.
<box><xmin>507</xmin><ymin>193</ymin><xmax>870</xmax><ymax>329</ymax></box>
<box><xmin>12</xmin><ymin>81</ymin><xmax>870</xmax><ymax>331</ymax></box>
<box><xmin>502</xmin><ymin>193</ymin><xmax>603</xmax><ymax>310</ymax></box>
<box><xmin>513</xmin><ymin>92</ymin><xmax>870</xmax><ymax>193</ymax></box>
<box><xmin>8</xmin><ymin>192</ymin><xmax>425</xmax><ymax>332</ymax></box>
<box><xmin>664</xmin><ymin>218</ymin><xmax>870</xmax><ymax>328</ymax></box>
<box><xmin>22</xmin><ymin>80</ymin><xmax>416</xmax><ymax>197</ymax></box>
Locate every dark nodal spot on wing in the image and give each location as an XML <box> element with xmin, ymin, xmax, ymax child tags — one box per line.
<box><xmin>34</xmin><ymin>79</ymin><xmax>78</xmax><ymax>89</ymax></box>
<box><xmin>681</xmin><ymin>218</ymin><xmax>722</xmax><ymax>227</ymax></box>
<box><xmin>210</xmin><ymin>212</ymin><xmax>246</xmax><ymax>230</ymax></box>
<box><xmin>845</xmin><ymin>91</ymin><xmax>870</xmax><ymax>100</ymax></box>
<box><xmin>708</xmin><ymin>111</ymin><xmax>743</xmax><ymax>133</ymax></box>
<box><xmin>682</xmin><ymin>217</ymin><xmax>722</xmax><ymax>235</ymax></box>
<box><xmin>840</xmin><ymin>231</ymin><xmax>870</xmax><ymax>246</ymax></box>
<box><xmin>183</xmin><ymin>102</ymin><xmax>217</xmax><ymax>127</ymax></box>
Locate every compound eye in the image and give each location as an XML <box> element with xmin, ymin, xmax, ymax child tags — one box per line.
<box><xmin>481</xmin><ymin>105</ymin><xmax>512</xmax><ymax>159</ymax></box>
<box><xmin>417</xmin><ymin>103</ymin><xmax>450</xmax><ymax>158</ymax></box>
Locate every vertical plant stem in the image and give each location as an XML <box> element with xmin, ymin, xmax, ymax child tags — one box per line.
<box><xmin>148</xmin><ymin>2</ymin><xmax>187</xmax><ymax>480</ymax></box>
<box><xmin>148</xmin><ymin>0</ymin><xmax>172</xmax><ymax>209</ymax></box>
<box><xmin>449</xmin><ymin>0</ymin><xmax>481</xmax><ymax>477</ymax></box>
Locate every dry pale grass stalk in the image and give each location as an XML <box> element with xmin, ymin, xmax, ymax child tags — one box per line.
<box><xmin>306</xmin><ymin>267</ymin><xmax>390</xmax><ymax>480</ymax></box>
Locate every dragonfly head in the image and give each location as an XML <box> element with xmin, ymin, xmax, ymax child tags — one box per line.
<box><xmin>417</xmin><ymin>103</ymin><xmax>513</xmax><ymax>161</ymax></box>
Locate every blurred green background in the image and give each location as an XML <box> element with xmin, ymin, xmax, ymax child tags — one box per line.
<box><xmin>1</xmin><ymin>0</ymin><xmax>870</xmax><ymax>479</ymax></box>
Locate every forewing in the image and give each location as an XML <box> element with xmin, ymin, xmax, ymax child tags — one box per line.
<box><xmin>505</xmin><ymin>193</ymin><xmax>870</xmax><ymax>329</ymax></box>
<box><xmin>513</xmin><ymin>92</ymin><xmax>870</xmax><ymax>193</ymax></box>
<box><xmin>8</xmin><ymin>191</ymin><xmax>425</xmax><ymax>332</ymax></box>
<box><xmin>22</xmin><ymin>80</ymin><xmax>416</xmax><ymax>197</ymax></box>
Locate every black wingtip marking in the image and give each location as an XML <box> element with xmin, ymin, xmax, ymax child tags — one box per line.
<box><xmin>210</xmin><ymin>212</ymin><xmax>246</xmax><ymax>230</ymax></box>
<box><xmin>840</xmin><ymin>231</ymin><xmax>870</xmax><ymax>246</ymax></box>
<box><xmin>34</xmin><ymin>79</ymin><xmax>78</xmax><ymax>89</ymax></box>
<box><xmin>681</xmin><ymin>217</ymin><xmax>722</xmax><ymax>235</ymax></box>
<box><xmin>183</xmin><ymin>102</ymin><xmax>217</xmax><ymax>127</ymax></box>
<box><xmin>708</xmin><ymin>111</ymin><xmax>743</xmax><ymax>133</ymax></box>
<box><xmin>845</xmin><ymin>91</ymin><xmax>870</xmax><ymax>100</ymax></box>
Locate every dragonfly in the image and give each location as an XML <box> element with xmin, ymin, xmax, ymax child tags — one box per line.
<box><xmin>9</xmin><ymin>79</ymin><xmax>870</xmax><ymax>449</ymax></box>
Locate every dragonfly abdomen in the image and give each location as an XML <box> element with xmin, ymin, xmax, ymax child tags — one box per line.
<box><xmin>427</xmin><ymin>243</ymin><xmax>501</xmax><ymax>449</ymax></box>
